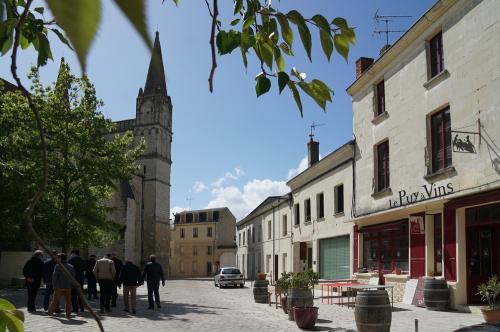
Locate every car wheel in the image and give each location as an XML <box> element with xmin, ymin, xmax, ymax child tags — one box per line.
<box><xmin>220</xmin><ymin>284</ymin><xmax>225</xmax><ymax>289</ymax></box>
<box><xmin>214</xmin><ymin>281</ymin><xmax>217</xmax><ymax>287</ymax></box>
<box><xmin>240</xmin><ymin>284</ymin><xmax>244</xmax><ymax>288</ymax></box>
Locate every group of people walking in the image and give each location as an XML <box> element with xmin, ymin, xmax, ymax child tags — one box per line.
<box><xmin>22</xmin><ymin>250</ymin><xmax>166</xmax><ymax>318</ymax></box>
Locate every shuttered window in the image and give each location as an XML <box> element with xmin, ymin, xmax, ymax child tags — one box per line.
<box><xmin>319</xmin><ymin>236</ymin><xmax>350</xmax><ymax>280</ymax></box>
<box><xmin>431</xmin><ymin>107</ymin><xmax>452</xmax><ymax>173</ymax></box>
<box><xmin>376</xmin><ymin>141</ymin><xmax>390</xmax><ymax>192</ymax></box>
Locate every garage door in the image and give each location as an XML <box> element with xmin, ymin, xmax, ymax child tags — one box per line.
<box><xmin>319</xmin><ymin>235</ymin><xmax>350</xmax><ymax>280</ymax></box>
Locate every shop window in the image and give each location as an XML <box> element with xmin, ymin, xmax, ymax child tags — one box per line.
<box><xmin>180</xmin><ymin>228</ymin><xmax>185</xmax><ymax>238</ymax></box>
<box><xmin>193</xmin><ymin>228</ymin><xmax>198</xmax><ymax>238</ymax></box>
<box><xmin>335</xmin><ymin>184</ymin><xmax>344</xmax><ymax>214</ymax></box>
<box><xmin>207</xmin><ymin>227</ymin><xmax>213</xmax><ymax>237</ymax></box>
<box><xmin>429</xmin><ymin>31</ymin><xmax>444</xmax><ymax>78</ymax></box>
<box><xmin>294</xmin><ymin>203</ymin><xmax>300</xmax><ymax>225</ymax></box>
<box><xmin>375</xmin><ymin>141</ymin><xmax>390</xmax><ymax>192</ymax></box>
<box><xmin>375</xmin><ymin>80</ymin><xmax>385</xmax><ymax>116</ymax></box>
<box><xmin>268</xmin><ymin>220</ymin><xmax>272</xmax><ymax>240</ymax></box>
<box><xmin>304</xmin><ymin>198</ymin><xmax>311</xmax><ymax>222</ymax></box>
<box><xmin>316</xmin><ymin>193</ymin><xmax>325</xmax><ymax>219</ymax></box>
<box><xmin>434</xmin><ymin>214</ymin><xmax>443</xmax><ymax>276</ymax></box>
<box><xmin>362</xmin><ymin>221</ymin><xmax>409</xmax><ymax>274</ymax></box>
<box><xmin>431</xmin><ymin>107</ymin><xmax>452</xmax><ymax>173</ymax></box>
<box><xmin>282</xmin><ymin>215</ymin><xmax>288</xmax><ymax>236</ymax></box>
<box><xmin>466</xmin><ymin>203</ymin><xmax>500</xmax><ymax>226</ymax></box>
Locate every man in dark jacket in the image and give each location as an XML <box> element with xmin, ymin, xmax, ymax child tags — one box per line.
<box><xmin>142</xmin><ymin>254</ymin><xmax>165</xmax><ymax>309</ymax></box>
<box><xmin>85</xmin><ymin>254</ymin><xmax>98</xmax><ymax>300</ymax></box>
<box><xmin>48</xmin><ymin>253</ymin><xmax>75</xmax><ymax>319</ymax></box>
<box><xmin>118</xmin><ymin>259</ymin><xmax>142</xmax><ymax>313</ymax></box>
<box><xmin>68</xmin><ymin>249</ymin><xmax>86</xmax><ymax>313</ymax></box>
<box><xmin>110</xmin><ymin>252</ymin><xmax>123</xmax><ymax>307</ymax></box>
<box><xmin>42</xmin><ymin>250</ymin><xmax>59</xmax><ymax>311</ymax></box>
<box><xmin>23</xmin><ymin>250</ymin><xmax>44</xmax><ymax>312</ymax></box>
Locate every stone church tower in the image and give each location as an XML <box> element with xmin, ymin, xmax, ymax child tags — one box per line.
<box><xmin>108</xmin><ymin>32</ymin><xmax>172</xmax><ymax>268</ymax></box>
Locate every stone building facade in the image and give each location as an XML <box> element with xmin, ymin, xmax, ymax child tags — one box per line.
<box><xmin>170</xmin><ymin>208</ymin><xmax>236</xmax><ymax>278</ymax></box>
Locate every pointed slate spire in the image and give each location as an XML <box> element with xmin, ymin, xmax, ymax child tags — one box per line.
<box><xmin>144</xmin><ymin>31</ymin><xmax>167</xmax><ymax>96</ymax></box>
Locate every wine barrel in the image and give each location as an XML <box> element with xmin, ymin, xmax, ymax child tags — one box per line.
<box><xmin>354</xmin><ymin>290</ymin><xmax>392</xmax><ymax>332</ymax></box>
<box><xmin>253</xmin><ymin>280</ymin><xmax>269</xmax><ymax>303</ymax></box>
<box><xmin>424</xmin><ymin>278</ymin><xmax>449</xmax><ymax>311</ymax></box>
<box><xmin>287</xmin><ymin>289</ymin><xmax>313</xmax><ymax>321</ymax></box>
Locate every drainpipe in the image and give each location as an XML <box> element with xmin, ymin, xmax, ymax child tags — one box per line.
<box><xmin>272</xmin><ymin>205</ymin><xmax>275</xmax><ymax>283</ymax></box>
<box><xmin>140</xmin><ymin>165</ymin><xmax>146</xmax><ymax>265</ymax></box>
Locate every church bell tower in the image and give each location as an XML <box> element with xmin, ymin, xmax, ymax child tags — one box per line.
<box><xmin>135</xmin><ymin>31</ymin><xmax>172</xmax><ymax>267</ymax></box>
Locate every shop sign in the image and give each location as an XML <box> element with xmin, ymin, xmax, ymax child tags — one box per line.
<box><xmin>409</xmin><ymin>216</ymin><xmax>424</xmax><ymax>235</ymax></box>
<box><xmin>389</xmin><ymin>182</ymin><xmax>454</xmax><ymax>209</ymax></box>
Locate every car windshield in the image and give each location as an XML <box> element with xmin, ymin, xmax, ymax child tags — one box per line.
<box><xmin>222</xmin><ymin>268</ymin><xmax>240</xmax><ymax>274</ymax></box>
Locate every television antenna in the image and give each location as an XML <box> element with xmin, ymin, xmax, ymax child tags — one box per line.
<box><xmin>309</xmin><ymin>122</ymin><xmax>326</xmax><ymax>140</ymax></box>
<box><xmin>186</xmin><ymin>197</ymin><xmax>194</xmax><ymax>209</ymax></box>
<box><xmin>373</xmin><ymin>10</ymin><xmax>411</xmax><ymax>46</ymax></box>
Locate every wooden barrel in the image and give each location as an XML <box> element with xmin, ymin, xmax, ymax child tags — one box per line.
<box><xmin>287</xmin><ymin>289</ymin><xmax>313</xmax><ymax>321</ymax></box>
<box><xmin>253</xmin><ymin>280</ymin><xmax>269</xmax><ymax>303</ymax></box>
<box><xmin>354</xmin><ymin>290</ymin><xmax>392</xmax><ymax>332</ymax></box>
<box><xmin>424</xmin><ymin>278</ymin><xmax>449</xmax><ymax>311</ymax></box>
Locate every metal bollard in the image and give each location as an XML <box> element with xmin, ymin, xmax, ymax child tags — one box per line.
<box><xmin>415</xmin><ymin>318</ymin><xmax>419</xmax><ymax>332</ymax></box>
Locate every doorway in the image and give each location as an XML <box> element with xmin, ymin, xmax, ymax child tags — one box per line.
<box><xmin>466</xmin><ymin>203</ymin><xmax>500</xmax><ymax>303</ymax></box>
<box><xmin>274</xmin><ymin>255</ymin><xmax>279</xmax><ymax>281</ymax></box>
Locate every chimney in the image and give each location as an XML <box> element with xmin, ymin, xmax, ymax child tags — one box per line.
<box><xmin>356</xmin><ymin>57</ymin><xmax>374</xmax><ymax>79</ymax></box>
<box><xmin>307</xmin><ymin>138</ymin><xmax>320</xmax><ymax>167</ymax></box>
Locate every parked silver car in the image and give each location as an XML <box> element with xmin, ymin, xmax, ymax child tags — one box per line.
<box><xmin>214</xmin><ymin>267</ymin><xmax>245</xmax><ymax>288</ymax></box>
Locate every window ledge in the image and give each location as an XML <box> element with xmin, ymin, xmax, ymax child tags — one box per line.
<box><xmin>424</xmin><ymin>166</ymin><xmax>456</xmax><ymax>182</ymax></box>
<box><xmin>304</xmin><ymin>220</ymin><xmax>312</xmax><ymax>225</ymax></box>
<box><xmin>317</xmin><ymin>217</ymin><xmax>325</xmax><ymax>222</ymax></box>
<box><xmin>334</xmin><ymin>212</ymin><xmax>345</xmax><ymax>217</ymax></box>
<box><xmin>371</xmin><ymin>111</ymin><xmax>389</xmax><ymax>125</ymax></box>
<box><xmin>424</xmin><ymin>69</ymin><xmax>450</xmax><ymax>90</ymax></box>
<box><xmin>371</xmin><ymin>187</ymin><xmax>392</xmax><ymax>199</ymax></box>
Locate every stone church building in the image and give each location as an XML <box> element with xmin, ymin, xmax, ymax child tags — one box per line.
<box><xmin>102</xmin><ymin>32</ymin><xmax>172</xmax><ymax>268</ymax></box>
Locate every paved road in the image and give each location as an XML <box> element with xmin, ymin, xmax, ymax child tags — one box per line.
<box><xmin>0</xmin><ymin>279</ymin><xmax>488</xmax><ymax>331</ymax></box>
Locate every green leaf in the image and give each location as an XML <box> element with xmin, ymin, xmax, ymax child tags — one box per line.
<box><xmin>298</xmin><ymin>81</ymin><xmax>331</xmax><ymax>111</ymax></box>
<box><xmin>242</xmin><ymin>15</ymin><xmax>254</xmax><ymax>31</ymax></box>
<box><xmin>311</xmin><ymin>79</ymin><xmax>333</xmax><ymax>102</ymax></box>
<box><xmin>288</xmin><ymin>81</ymin><xmax>303</xmax><ymax>117</ymax></box>
<box><xmin>240</xmin><ymin>31</ymin><xmax>255</xmax><ymax>51</ymax></box>
<box><xmin>332</xmin><ymin>17</ymin><xmax>349</xmax><ymax>30</ymax></box>
<box><xmin>244</xmin><ymin>0</ymin><xmax>254</xmax><ymax>21</ymax></box>
<box><xmin>0</xmin><ymin>311</ymin><xmax>23</xmax><ymax>332</ymax></box>
<box><xmin>172</xmin><ymin>0</ymin><xmax>179</xmax><ymax>6</ymax></box>
<box><xmin>279</xmin><ymin>42</ymin><xmax>293</xmax><ymax>56</ymax></box>
<box><xmin>255</xmin><ymin>75</ymin><xmax>271</xmax><ymax>97</ymax></box>
<box><xmin>319</xmin><ymin>30</ymin><xmax>333</xmax><ymax>61</ymax></box>
<box><xmin>0</xmin><ymin>299</ymin><xmax>15</xmax><ymax>311</ymax></box>
<box><xmin>258</xmin><ymin>39</ymin><xmax>274</xmax><ymax>70</ymax></box>
<box><xmin>240</xmin><ymin>46</ymin><xmax>248</xmax><ymax>68</ymax></box>
<box><xmin>50</xmin><ymin>29</ymin><xmax>73</xmax><ymax>50</ymax></box>
<box><xmin>311</xmin><ymin>14</ymin><xmax>330</xmax><ymax>32</ymax></box>
<box><xmin>277</xmin><ymin>72</ymin><xmax>289</xmax><ymax>94</ymax></box>
<box><xmin>230</xmin><ymin>18</ymin><xmax>240</xmax><ymax>26</ymax></box>
<box><xmin>46</xmin><ymin>0</ymin><xmax>101</xmax><ymax>71</ymax></box>
<box><xmin>343</xmin><ymin>27</ymin><xmax>356</xmax><ymax>44</ymax></box>
<box><xmin>277</xmin><ymin>13</ymin><xmax>293</xmax><ymax>48</ymax></box>
<box><xmin>334</xmin><ymin>33</ymin><xmax>349</xmax><ymax>61</ymax></box>
<box><xmin>234</xmin><ymin>0</ymin><xmax>243</xmax><ymax>15</ymax></box>
<box><xmin>35</xmin><ymin>33</ymin><xmax>52</xmax><ymax>67</ymax></box>
<box><xmin>113</xmin><ymin>0</ymin><xmax>151</xmax><ymax>50</ymax></box>
<box><xmin>216</xmin><ymin>30</ymin><xmax>241</xmax><ymax>55</ymax></box>
<box><xmin>287</xmin><ymin>10</ymin><xmax>311</xmax><ymax>61</ymax></box>
<box><xmin>19</xmin><ymin>32</ymin><xmax>29</xmax><ymax>50</ymax></box>
<box><xmin>273</xmin><ymin>46</ymin><xmax>284</xmax><ymax>72</ymax></box>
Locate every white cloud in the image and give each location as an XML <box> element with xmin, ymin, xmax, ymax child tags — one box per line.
<box><xmin>193</xmin><ymin>181</ymin><xmax>207</xmax><ymax>193</ymax></box>
<box><xmin>287</xmin><ymin>156</ymin><xmax>308</xmax><ymax>179</ymax></box>
<box><xmin>235</xmin><ymin>167</ymin><xmax>245</xmax><ymax>177</ymax></box>
<box><xmin>225</xmin><ymin>172</ymin><xmax>238</xmax><ymax>180</ymax></box>
<box><xmin>212</xmin><ymin>167</ymin><xmax>245</xmax><ymax>187</ymax></box>
<box><xmin>211</xmin><ymin>177</ymin><xmax>226</xmax><ymax>187</ymax></box>
<box><xmin>206</xmin><ymin>179</ymin><xmax>288</xmax><ymax>220</ymax></box>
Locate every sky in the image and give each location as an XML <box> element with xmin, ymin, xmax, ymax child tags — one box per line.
<box><xmin>0</xmin><ymin>0</ymin><xmax>435</xmax><ymax>220</ymax></box>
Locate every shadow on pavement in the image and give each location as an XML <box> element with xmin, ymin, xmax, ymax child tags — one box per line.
<box><xmin>49</xmin><ymin>316</ymin><xmax>88</xmax><ymax>326</ymax></box>
<box><xmin>313</xmin><ymin>327</ymin><xmax>356</xmax><ymax>332</ymax></box>
<box><xmin>454</xmin><ymin>324</ymin><xmax>500</xmax><ymax>331</ymax></box>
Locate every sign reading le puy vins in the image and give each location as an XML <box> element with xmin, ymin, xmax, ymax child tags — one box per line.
<box><xmin>389</xmin><ymin>182</ymin><xmax>454</xmax><ymax>209</ymax></box>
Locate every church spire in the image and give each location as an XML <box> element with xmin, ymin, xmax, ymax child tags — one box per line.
<box><xmin>144</xmin><ymin>31</ymin><xmax>167</xmax><ymax>96</ymax></box>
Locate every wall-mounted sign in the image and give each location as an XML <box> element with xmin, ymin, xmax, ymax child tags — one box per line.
<box><xmin>409</xmin><ymin>216</ymin><xmax>424</xmax><ymax>235</ymax></box>
<box><xmin>389</xmin><ymin>182</ymin><xmax>454</xmax><ymax>209</ymax></box>
<box><xmin>452</xmin><ymin>132</ymin><xmax>477</xmax><ymax>153</ymax></box>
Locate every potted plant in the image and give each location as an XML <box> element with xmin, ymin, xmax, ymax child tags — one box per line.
<box><xmin>276</xmin><ymin>272</ymin><xmax>292</xmax><ymax>314</ymax></box>
<box><xmin>288</xmin><ymin>270</ymin><xmax>319</xmax><ymax>328</ymax></box>
<box><xmin>477</xmin><ymin>275</ymin><xmax>500</xmax><ymax>324</ymax></box>
<box><xmin>257</xmin><ymin>271</ymin><xmax>267</xmax><ymax>281</ymax></box>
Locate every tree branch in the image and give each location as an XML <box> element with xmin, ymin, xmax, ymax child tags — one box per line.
<box><xmin>10</xmin><ymin>2</ymin><xmax>104</xmax><ymax>331</ymax></box>
<box><xmin>208</xmin><ymin>0</ymin><xmax>218</xmax><ymax>92</ymax></box>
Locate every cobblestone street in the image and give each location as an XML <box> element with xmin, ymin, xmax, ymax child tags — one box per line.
<box><xmin>0</xmin><ymin>279</ymin><xmax>489</xmax><ymax>331</ymax></box>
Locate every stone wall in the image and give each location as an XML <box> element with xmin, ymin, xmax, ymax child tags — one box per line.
<box><xmin>384</xmin><ymin>274</ymin><xmax>410</xmax><ymax>303</ymax></box>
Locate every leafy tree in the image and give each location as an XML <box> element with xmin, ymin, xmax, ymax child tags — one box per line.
<box><xmin>0</xmin><ymin>61</ymin><xmax>144</xmax><ymax>252</ymax></box>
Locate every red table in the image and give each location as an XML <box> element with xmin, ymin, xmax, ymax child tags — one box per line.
<box><xmin>321</xmin><ymin>282</ymin><xmax>359</xmax><ymax>305</ymax></box>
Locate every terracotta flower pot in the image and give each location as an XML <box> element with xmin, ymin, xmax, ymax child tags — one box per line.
<box><xmin>293</xmin><ymin>306</ymin><xmax>318</xmax><ymax>330</ymax></box>
<box><xmin>481</xmin><ymin>307</ymin><xmax>500</xmax><ymax>324</ymax></box>
<box><xmin>281</xmin><ymin>296</ymin><xmax>288</xmax><ymax>314</ymax></box>
<box><xmin>257</xmin><ymin>273</ymin><xmax>267</xmax><ymax>281</ymax></box>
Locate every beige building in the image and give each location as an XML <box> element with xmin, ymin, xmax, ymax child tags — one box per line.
<box><xmin>170</xmin><ymin>208</ymin><xmax>236</xmax><ymax>278</ymax></box>
<box><xmin>348</xmin><ymin>0</ymin><xmax>500</xmax><ymax>307</ymax></box>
